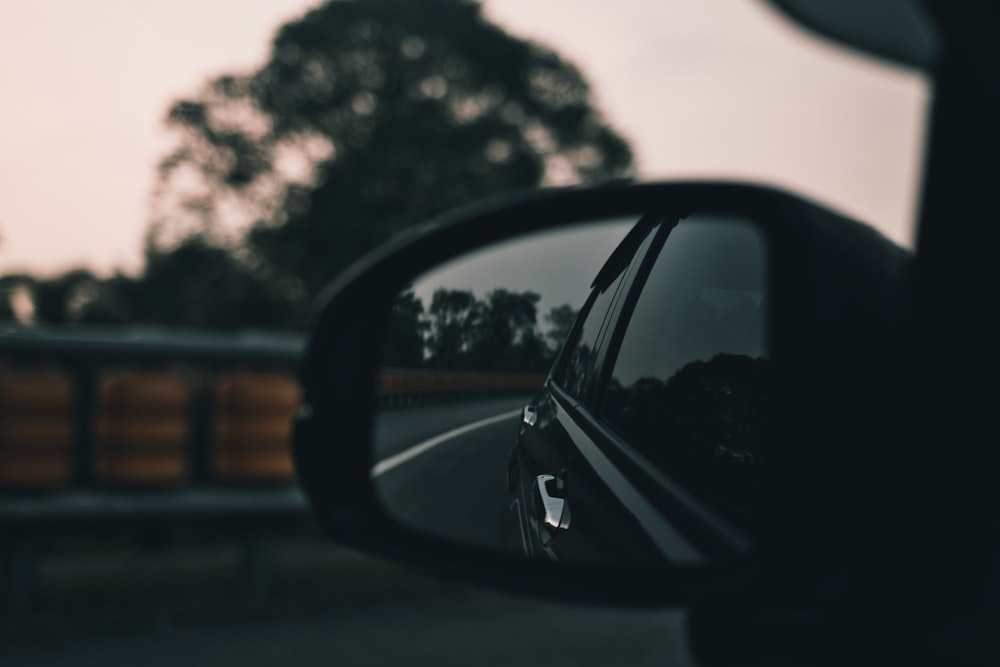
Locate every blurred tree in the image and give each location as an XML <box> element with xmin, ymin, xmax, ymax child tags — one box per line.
<box><xmin>73</xmin><ymin>273</ymin><xmax>142</xmax><ymax>325</ymax></box>
<box><xmin>37</xmin><ymin>238</ymin><xmax>309</xmax><ymax>330</ymax></box>
<box><xmin>0</xmin><ymin>292</ymin><xmax>13</xmax><ymax>322</ymax></box>
<box><xmin>0</xmin><ymin>275</ymin><xmax>31</xmax><ymax>323</ymax></box>
<box><xmin>11</xmin><ymin>239</ymin><xmax>308</xmax><ymax>331</ymax></box>
<box><xmin>153</xmin><ymin>0</ymin><xmax>634</xmax><ymax>306</ymax></box>
<box><xmin>110</xmin><ymin>237</ymin><xmax>309</xmax><ymax>329</ymax></box>
<box><xmin>29</xmin><ymin>270</ymin><xmax>101</xmax><ymax>325</ymax></box>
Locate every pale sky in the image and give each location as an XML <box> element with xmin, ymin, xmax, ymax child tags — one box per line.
<box><xmin>0</xmin><ymin>0</ymin><xmax>929</xmax><ymax>278</ymax></box>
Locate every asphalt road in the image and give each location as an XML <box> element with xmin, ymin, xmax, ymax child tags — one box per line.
<box><xmin>373</xmin><ymin>396</ymin><xmax>527</xmax><ymax>552</ymax></box>
<box><xmin>1</xmin><ymin>541</ymin><xmax>694</xmax><ymax>667</ymax></box>
<box><xmin>373</xmin><ymin>395</ymin><xmax>529</xmax><ymax>461</ymax></box>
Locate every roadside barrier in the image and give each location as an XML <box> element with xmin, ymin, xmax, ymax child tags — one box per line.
<box><xmin>95</xmin><ymin>371</ymin><xmax>192</xmax><ymax>485</ymax></box>
<box><xmin>0</xmin><ymin>327</ymin><xmax>306</xmax><ymax>610</ymax></box>
<box><xmin>0</xmin><ymin>369</ymin><xmax>74</xmax><ymax>488</ymax></box>
<box><xmin>212</xmin><ymin>371</ymin><xmax>301</xmax><ymax>483</ymax></box>
<box><xmin>377</xmin><ymin>368</ymin><xmax>546</xmax><ymax>407</ymax></box>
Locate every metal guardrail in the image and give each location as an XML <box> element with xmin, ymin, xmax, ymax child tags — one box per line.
<box><xmin>0</xmin><ymin>325</ymin><xmax>303</xmax><ymax>364</ymax></box>
<box><xmin>0</xmin><ymin>326</ymin><xmax>308</xmax><ymax>610</ymax></box>
<box><xmin>0</xmin><ymin>325</ymin><xmax>304</xmax><ymax>489</ymax></box>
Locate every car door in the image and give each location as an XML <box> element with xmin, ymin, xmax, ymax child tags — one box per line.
<box><xmin>512</xmin><ymin>213</ymin><xmax>767</xmax><ymax>565</ymax></box>
<box><xmin>507</xmin><ymin>214</ymin><xmax>661</xmax><ymax>562</ymax></box>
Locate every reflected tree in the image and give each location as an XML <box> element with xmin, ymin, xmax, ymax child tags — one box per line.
<box><xmin>603</xmin><ymin>353</ymin><xmax>772</xmax><ymax>514</ymax></box>
<box><xmin>421</xmin><ymin>287</ymin><xmax>554</xmax><ymax>372</ymax></box>
<box><xmin>426</xmin><ymin>288</ymin><xmax>480</xmax><ymax>369</ymax></box>
<box><xmin>383</xmin><ymin>288</ymin><xmax>428</xmax><ymax>366</ymax></box>
<box><xmin>544</xmin><ymin>303</ymin><xmax>579</xmax><ymax>351</ymax></box>
<box><xmin>468</xmin><ymin>288</ymin><xmax>546</xmax><ymax>372</ymax></box>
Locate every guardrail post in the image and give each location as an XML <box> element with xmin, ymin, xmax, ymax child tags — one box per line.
<box><xmin>71</xmin><ymin>362</ymin><xmax>97</xmax><ymax>486</ymax></box>
<box><xmin>190</xmin><ymin>371</ymin><xmax>213</xmax><ymax>484</ymax></box>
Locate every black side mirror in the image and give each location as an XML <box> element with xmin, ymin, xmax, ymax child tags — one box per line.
<box><xmin>293</xmin><ymin>181</ymin><xmax>910</xmax><ymax>605</ymax></box>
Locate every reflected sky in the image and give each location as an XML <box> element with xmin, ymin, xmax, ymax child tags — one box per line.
<box><xmin>409</xmin><ymin>218</ymin><xmax>637</xmax><ymax>322</ymax></box>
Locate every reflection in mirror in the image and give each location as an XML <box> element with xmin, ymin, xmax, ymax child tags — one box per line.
<box><xmin>371</xmin><ymin>213</ymin><xmax>769</xmax><ymax>567</ymax></box>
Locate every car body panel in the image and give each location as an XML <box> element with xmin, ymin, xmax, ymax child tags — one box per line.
<box><xmin>507</xmin><ymin>213</ymin><xmax>771</xmax><ymax>566</ymax></box>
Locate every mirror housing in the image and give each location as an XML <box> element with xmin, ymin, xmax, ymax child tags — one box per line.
<box><xmin>293</xmin><ymin>181</ymin><xmax>911</xmax><ymax>605</ymax></box>
<box><xmin>767</xmin><ymin>0</ymin><xmax>939</xmax><ymax>69</ymax></box>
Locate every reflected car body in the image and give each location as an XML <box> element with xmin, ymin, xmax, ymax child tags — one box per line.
<box><xmin>505</xmin><ymin>208</ymin><xmax>908</xmax><ymax>565</ymax></box>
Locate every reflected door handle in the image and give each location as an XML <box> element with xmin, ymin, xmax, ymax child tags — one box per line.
<box><xmin>522</xmin><ymin>405</ymin><xmax>538</xmax><ymax>427</ymax></box>
<box><xmin>535</xmin><ymin>474</ymin><xmax>571</xmax><ymax>546</ymax></box>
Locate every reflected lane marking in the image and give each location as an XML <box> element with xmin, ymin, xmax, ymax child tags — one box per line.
<box><xmin>371</xmin><ymin>409</ymin><xmax>520</xmax><ymax>478</ymax></box>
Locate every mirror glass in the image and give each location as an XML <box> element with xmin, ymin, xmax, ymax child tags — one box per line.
<box><xmin>372</xmin><ymin>212</ymin><xmax>769</xmax><ymax>566</ymax></box>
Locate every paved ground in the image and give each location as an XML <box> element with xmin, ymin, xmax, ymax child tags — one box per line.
<box><xmin>0</xmin><ymin>539</ymin><xmax>694</xmax><ymax>666</ymax></box>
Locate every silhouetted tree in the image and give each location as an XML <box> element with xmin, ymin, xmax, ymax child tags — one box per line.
<box><xmin>154</xmin><ymin>0</ymin><xmax>633</xmax><ymax>303</ymax></box>
<box><xmin>601</xmin><ymin>353</ymin><xmax>772</xmax><ymax>514</ymax></box>
<box><xmin>468</xmin><ymin>288</ymin><xmax>543</xmax><ymax>370</ymax></box>
<box><xmin>0</xmin><ymin>275</ymin><xmax>31</xmax><ymax>323</ymax></box>
<box><xmin>0</xmin><ymin>292</ymin><xmax>13</xmax><ymax>323</ymax></box>
<box><xmin>423</xmin><ymin>287</ymin><xmax>551</xmax><ymax>371</ymax></box>
<box><xmin>28</xmin><ymin>270</ymin><xmax>101</xmax><ymax>325</ymax></box>
<box><xmin>73</xmin><ymin>272</ymin><xmax>141</xmax><ymax>325</ymax></box>
<box><xmin>544</xmin><ymin>303</ymin><xmax>579</xmax><ymax>351</ymax></box>
<box><xmin>382</xmin><ymin>288</ymin><xmax>428</xmax><ymax>366</ymax></box>
<box><xmin>57</xmin><ymin>238</ymin><xmax>309</xmax><ymax>330</ymax></box>
<box><xmin>127</xmin><ymin>237</ymin><xmax>308</xmax><ymax>329</ymax></box>
<box><xmin>426</xmin><ymin>288</ymin><xmax>480</xmax><ymax>368</ymax></box>
<box><xmin>511</xmin><ymin>326</ymin><xmax>551</xmax><ymax>373</ymax></box>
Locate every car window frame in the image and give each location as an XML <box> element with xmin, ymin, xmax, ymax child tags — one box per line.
<box><xmin>544</xmin><ymin>214</ymin><xmax>757</xmax><ymax>547</ymax></box>
<box><xmin>549</xmin><ymin>214</ymin><xmax>664</xmax><ymax>403</ymax></box>
<box><xmin>595</xmin><ymin>214</ymin><xmax>770</xmax><ymax>421</ymax></box>
<box><xmin>586</xmin><ymin>217</ymin><xmax>675</xmax><ymax>416</ymax></box>
<box><xmin>567</xmin><ymin>213</ymin><xmax>770</xmax><ymax>523</ymax></box>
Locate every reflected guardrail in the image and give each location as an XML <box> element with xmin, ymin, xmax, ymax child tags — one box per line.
<box><xmin>378</xmin><ymin>367</ymin><xmax>546</xmax><ymax>407</ymax></box>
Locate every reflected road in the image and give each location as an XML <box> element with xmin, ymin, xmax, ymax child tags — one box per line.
<box><xmin>373</xmin><ymin>396</ymin><xmax>528</xmax><ymax>552</ymax></box>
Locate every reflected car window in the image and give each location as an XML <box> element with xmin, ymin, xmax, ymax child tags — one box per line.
<box><xmin>557</xmin><ymin>224</ymin><xmax>658</xmax><ymax>403</ymax></box>
<box><xmin>600</xmin><ymin>217</ymin><xmax>769</xmax><ymax>509</ymax></box>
